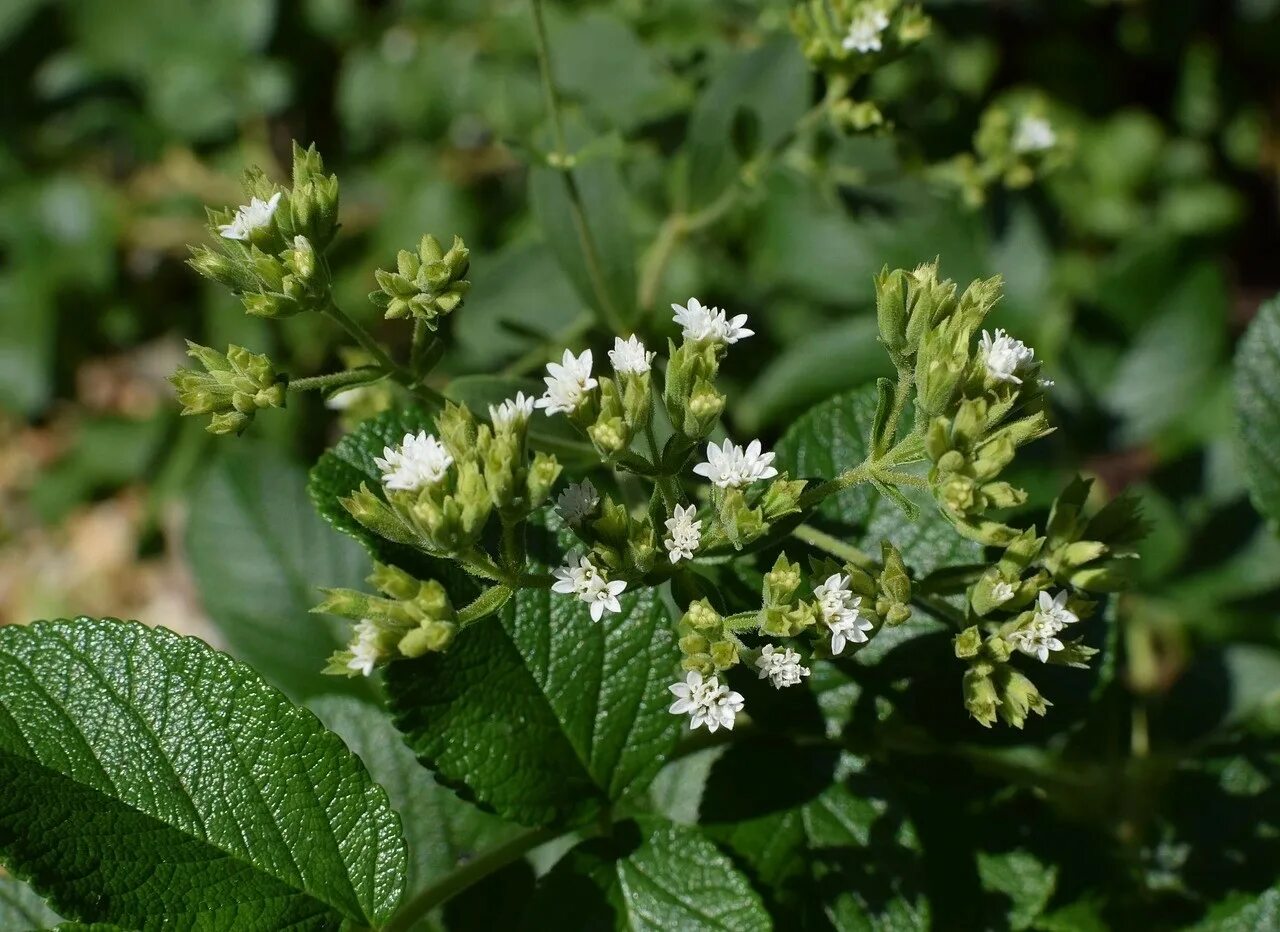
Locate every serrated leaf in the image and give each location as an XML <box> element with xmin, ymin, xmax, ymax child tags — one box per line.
<box><xmin>187</xmin><ymin>445</ymin><xmax>371</xmax><ymax>701</ymax></box>
<box><xmin>1191</xmin><ymin>884</ymin><xmax>1280</xmax><ymax>931</ymax></box>
<box><xmin>388</xmin><ymin>516</ymin><xmax>681</xmax><ymax>827</ymax></box>
<box><xmin>309</xmin><ymin>695</ymin><xmax>521</xmax><ymax>913</ymax></box>
<box><xmin>309</xmin><ymin>407</ymin><xmax>467</xmax><ymax>585</ymax></box>
<box><xmin>0</xmin><ymin>618</ymin><xmax>406</xmax><ymax>930</ymax></box>
<box><xmin>775</xmin><ymin>385</ymin><xmax>982</xmax><ymax>575</ymax></box>
<box><xmin>525</xmin><ymin>818</ymin><xmax>771</xmax><ymax>930</ymax></box>
<box><xmin>0</xmin><ymin>873</ymin><xmax>62</xmax><ymax>930</ymax></box>
<box><xmin>1235</xmin><ymin>294</ymin><xmax>1280</xmax><ymax>529</ymax></box>
<box><xmin>977</xmin><ymin>849</ymin><xmax>1057</xmax><ymax>931</ymax></box>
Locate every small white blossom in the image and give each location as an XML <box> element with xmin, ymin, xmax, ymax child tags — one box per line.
<box><xmin>608</xmin><ymin>335</ymin><xmax>655</xmax><ymax>374</ymax></box>
<box><xmin>535</xmin><ymin>349</ymin><xmax>598</xmax><ymax>415</ymax></box>
<box><xmin>1009</xmin><ymin>590</ymin><xmax>1078</xmax><ymax>663</ymax></box>
<box><xmin>1035</xmin><ymin>590</ymin><xmax>1078</xmax><ymax>629</ymax></box>
<box><xmin>668</xmin><ymin>671</ymin><xmax>745</xmax><ymax>732</ymax></box>
<box><xmin>814</xmin><ymin>573</ymin><xmax>873</xmax><ymax>654</ymax></box>
<box><xmin>1013</xmin><ymin>115</ymin><xmax>1056</xmax><ymax>154</ymax></box>
<box><xmin>692</xmin><ymin>439</ymin><xmax>778</xmax><ymax>489</ymax></box>
<box><xmin>979</xmin><ymin>329</ymin><xmax>1036</xmax><ymax>384</ymax></box>
<box><xmin>217</xmin><ymin>192</ymin><xmax>282</xmax><ymax>241</ymax></box>
<box><xmin>347</xmin><ymin>620</ymin><xmax>382</xmax><ymax>677</ymax></box>
<box><xmin>551</xmin><ymin>553</ymin><xmax>626</xmax><ymax>621</ymax></box>
<box><xmin>489</xmin><ymin>391</ymin><xmax>535</xmax><ymax>429</ymax></box>
<box><xmin>842</xmin><ymin>8</ymin><xmax>890</xmax><ymax>53</ymax></box>
<box><xmin>664</xmin><ymin>503</ymin><xmax>702</xmax><ymax>563</ymax></box>
<box><xmin>375</xmin><ymin>430</ymin><xmax>453</xmax><ymax>491</ymax></box>
<box><xmin>991</xmin><ymin>581</ymin><xmax>1016</xmax><ymax>604</ymax></box>
<box><xmin>755</xmin><ymin>644</ymin><xmax>811</xmax><ymax>689</ymax></box>
<box><xmin>551</xmin><ymin>554</ymin><xmax>601</xmax><ymax>597</ymax></box>
<box><xmin>556</xmin><ymin>480</ymin><xmax>600</xmax><ymax>526</ymax></box>
<box><xmin>671</xmin><ymin>298</ymin><xmax>754</xmax><ymax>346</ymax></box>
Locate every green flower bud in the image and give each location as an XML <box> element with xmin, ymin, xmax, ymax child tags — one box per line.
<box><xmin>875</xmin><ymin>266</ymin><xmax>913</xmax><ymax>357</ymax></box>
<box><xmin>398</xmin><ymin>620</ymin><xmax>457</xmax><ymax>658</ymax></box>
<box><xmin>525</xmin><ymin>452</ymin><xmax>562</xmax><ymax>509</ymax></box>
<box><xmin>170</xmin><ymin>342</ymin><xmax>287</xmax><ymax>435</ymax></box>
<box><xmin>342</xmin><ymin>485</ymin><xmax>419</xmax><ymax>547</ymax></box>
<box><xmin>994</xmin><ymin>666</ymin><xmax>1050</xmax><ymax>729</ymax></box>
<box><xmin>370</xmin><ymin>233</ymin><xmax>470</xmax><ymax>327</ymax></box>
<box><xmin>680</xmin><ymin>633</ymin><xmax>711</xmax><ymax>657</ymax></box>
<box><xmin>761</xmin><ymin>476</ymin><xmax>807</xmax><ymax>521</ymax></box>
<box><xmin>710</xmin><ymin>639</ymin><xmax>739</xmax><ymax>670</ymax></box>
<box><xmin>684</xmin><ymin>379</ymin><xmax>726</xmax><ymax>439</ymax></box>
<box><xmin>763</xmin><ymin>553</ymin><xmax>802</xmax><ymax>606</ymax></box>
<box><xmin>963</xmin><ymin>665</ymin><xmax>1000</xmax><ymax>728</ymax></box>
<box><xmin>954</xmin><ymin>626</ymin><xmax>984</xmax><ymax>659</ymax></box>
<box><xmin>369</xmin><ymin>562</ymin><xmax>419</xmax><ymax>601</ymax></box>
<box><xmin>588</xmin><ymin>415</ymin><xmax>630</xmax><ymax>457</ymax></box>
<box><xmin>187</xmin><ymin>246</ymin><xmax>257</xmax><ymax>292</ymax></box>
<box><xmin>436</xmin><ymin>402</ymin><xmax>477</xmax><ymax>463</ymax></box>
<box><xmin>684</xmin><ymin>599</ymin><xmax>722</xmax><ymax>632</ymax></box>
<box><xmin>879</xmin><ymin>542</ymin><xmax>911</xmax><ymax>605</ymax></box>
<box><xmin>281</xmin><ymin>143</ymin><xmax>340</xmax><ymax>250</ymax></box>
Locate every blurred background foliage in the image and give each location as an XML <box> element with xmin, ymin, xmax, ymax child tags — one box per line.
<box><xmin>2</xmin><ymin>0</ymin><xmax>1280</xmax><ymax>928</ymax></box>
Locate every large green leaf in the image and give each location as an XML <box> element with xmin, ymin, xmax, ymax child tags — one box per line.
<box><xmin>388</xmin><ymin>517</ymin><xmax>681</xmax><ymax>828</ymax></box>
<box><xmin>1235</xmin><ymin>294</ymin><xmax>1280</xmax><ymax>528</ymax></box>
<box><xmin>309</xmin><ymin>695</ymin><xmax>520</xmax><ymax>917</ymax></box>
<box><xmin>0</xmin><ymin>874</ymin><xmax>61</xmax><ymax>930</ymax></box>
<box><xmin>0</xmin><ymin>618</ymin><xmax>406</xmax><ymax>930</ymax></box>
<box><xmin>684</xmin><ymin>37</ymin><xmax>810</xmax><ymax>210</ymax></box>
<box><xmin>774</xmin><ymin>385</ymin><xmax>983</xmax><ymax>575</ymax></box>
<box><xmin>187</xmin><ymin>445</ymin><xmax>371</xmax><ymax>700</ymax></box>
<box><xmin>1192</xmin><ymin>884</ymin><xmax>1280</xmax><ymax>931</ymax></box>
<box><xmin>526</xmin><ymin>818</ymin><xmax>771</xmax><ymax>930</ymax></box>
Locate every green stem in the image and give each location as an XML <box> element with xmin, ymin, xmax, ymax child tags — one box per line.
<box><xmin>411</xmin><ymin>319</ymin><xmax>439</xmax><ymax>377</ymax></box>
<box><xmin>529</xmin><ymin>0</ymin><xmax>628</xmax><ymax>334</ymax></box>
<box><xmin>287</xmin><ymin>368</ymin><xmax>382</xmax><ymax>393</ymax></box>
<box><xmin>323</xmin><ymin>302</ymin><xmax>446</xmax><ymax>408</ymax></box>
<box><xmin>457</xmin><ymin>585</ymin><xmax>514</xmax><ymax>627</ymax></box>
<box><xmin>383</xmin><ymin>825</ymin><xmax>563</xmax><ymax>932</ymax></box>
<box><xmin>790</xmin><ymin>523</ymin><xmax>875</xmax><ymax>569</ymax></box>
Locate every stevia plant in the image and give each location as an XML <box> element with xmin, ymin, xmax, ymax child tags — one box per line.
<box><xmin>1</xmin><ymin>3</ymin><xmax>1208</xmax><ymax>931</ymax></box>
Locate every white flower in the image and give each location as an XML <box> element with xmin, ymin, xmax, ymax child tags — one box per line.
<box><xmin>814</xmin><ymin>573</ymin><xmax>874</xmax><ymax>654</ymax></box>
<box><xmin>668</xmin><ymin>671</ymin><xmax>745</xmax><ymax>732</ymax></box>
<box><xmin>551</xmin><ymin>554</ymin><xmax>601</xmax><ymax>597</ymax></box>
<box><xmin>551</xmin><ymin>553</ymin><xmax>626</xmax><ymax>621</ymax></box>
<box><xmin>535</xmin><ymin>349</ymin><xmax>598</xmax><ymax>415</ymax></box>
<box><xmin>755</xmin><ymin>644</ymin><xmax>811</xmax><ymax>689</ymax></box>
<box><xmin>556</xmin><ymin>480</ymin><xmax>600</xmax><ymax>526</ymax></box>
<box><xmin>217</xmin><ymin>192</ymin><xmax>282</xmax><ymax>241</ymax></box>
<box><xmin>692</xmin><ymin>439</ymin><xmax>778</xmax><ymax>489</ymax></box>
<box><xmin>586</xmin><ymin>578</ymin><xmax>628</xmax><ymax>622</ymax></box>
<box><xmin>991</xmin><ymin>581</ymin><xmax>1016</xmax><ymax>604</ymax></box>
<box><xmin>671</xmin><ymin>298</ymin><xmax>754</xmax><ymax>345</ymax></box>
<box><xmin>842</xmin><ymin>8</ymin><xmax>890</xmax><ymax>53</ymax></box>
<box><xmin>374</xmin><ymin>430</ymin><xmax>453</xmax><ymax>491</ymax></box>
<box><xmin>664</xmin><ymin>504</ymin><xmax>702</xmax><ymax>563</ymax></box>
<box><xmin>979</xmin><ymin>329</ymin><xmax>1036</xmax><ymax>384</ymax></box>
<box><xmin>1035</xmin><ymin>590</ymin><xmax>1078</xmax><ymax>628</ymax></box>
<box><xmin>608</xmin><ymin>335</ymin><xmax>655</xmax><ymax>374</ymax></box>
<box><xmin>1013</xmin><ymin>115</ymin><xmax>1056</xmax><ymax>154</ymax></box>
<box><xmin>347</xmin><ymin>621</ymin><xmax>382</xmax><ymax>677</ymax></box>
<box><xmin>489</xmin><ymin>391</ymin><xmax>535</xmax><ymax>429</ymax></box>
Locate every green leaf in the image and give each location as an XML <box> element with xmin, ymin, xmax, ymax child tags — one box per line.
<box><xmin>529</xmin><ymin>143</ymin><xmax>636</xmax><ymax>330</ymax></box>
<box><xmin>309</xmin><ymin>695</ymin><xmax>520</xmax><ymax>911</ymax></box>
<box><xmin>0</xmin><ymin>618</ymin><xmax>406</xmax><ymax>930</ymax></box>
<box><xmin>309</xmin><ymin>407</ymin><xmax>467</xmax><ymax>584</ymax></box>
<box><xmin>388</xmin><ymin>516</ymin><xmax>681</xmax><ymax>827</ymax></box>
<box><xmin>0</xmin><ymin>874</ymin><xmax>61</xmax><ymax>930</ymax></box>
<box><xmin>685</xmin><ymin>37</ymin><xmax>810</xmax><ymax>210</ymax></box>
<box><xmin>1191</xmin><ymin>884</ymin><xmax>1280</xmax><ymax>931</ymax></box>
<box><xmin>1234</xmin><ymin>294</ymin><xmax>1280</xmax><ymax>528</ymax></box>
<box><xmin>775</xmin><ymin>385</ymin><xmax>982</xmax><ymax>575</ymax></box>
<box><xmin>187</xmin><ymin>445</ymin><xmax>371</xmax><ymax>700</ymax></box>
<box><xmin>526</xmin><ymin>818</ymin><xmax>771</xmax><ymax>930</ymax></box>
<box><xmin>977</xmin><ymin>849</ymin><xmax>1057</xmax><ymax>931</ymax></box>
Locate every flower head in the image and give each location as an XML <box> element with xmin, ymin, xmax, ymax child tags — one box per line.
<box><xmin>1009</xmin><ymin>590</ymin><xmax>1078</xmax><ymax>663</ymax></box>
<box><xmin>755</xmin><ymin>644</ymin><xmax>811</xmax><ymax>689</ymax></box>
<box><xmin>218</xmin><ymin>192</ymin><xmax>282</xmax><ymax>241</ymax></box>
<box><xmin>1035</xmin><ymin>590</ymin><xmax>1078</xmax><ymax>628</ymax></box>
<box><xmin>692</xmin><ymin>439</ymin><xmax>778</xmax><ymax>489</ymax></box>
<box><xmin>991</xmin><ymin>581</ymin><xmax>1016</xmax><ymax>604</ymax></box>
<box><xmin>664</xmin><ymin>503</ymin><xmax>702</xmax><ymax>563</ymax></box>
<box><xmin>842</xmin><ymin>8</ymin><xmax>890</xmax><ymax>53</ymax></box>
<box><xmin>671</xmin><ymin>298</ymin><xmax>754</xmax><ymax>346</ymax></box>
<box><xmin>375</xmin><ymin>430</ymin><xmax>453</xmax><ymax>491</ymax></box>
<box><xmin>668</xmin><ymin>670</ymin><xmax>745</xmax><ymax>732</ymax></box>
<box><xmin>813</xmin><ymin>573</ymin><xmax>873</xmax><ymax>654</ymax></box>
<box><xmin>979</xmin><ymin>329</ymin><xmax>1036</xmax><ymax>384</ymax></box>
<box><xmin>489</xmin><ymin>392</ymin><xmax>535</xmax><ymax>430</ymax></box>
<box><xmin>535</xmin><ymin>349</ymin><xmax>598</xmax><ymax>415</ymax></box>
<box><xmin>608</xmin><ymin>335</ymin><xmax>655</xmax><ymax>375</ymax></box>
<box><xmin>551</xmin><ymin>553</ymin><xmax>626</xmax><ymax>621</ymax></box>
<box><xmin>1013</xmin><ymin>116</ymin><xmax>1056</xmax><ymax>154</ymax></box>
<box><xmin>347</xmin><ymin>620</ymin><xmax>382</xmax><ymax>677</ymax></box>
<box><xmin>556</xmin><ymin>480</ymin><xmax>600</xmax><ymax>526</ymax></box>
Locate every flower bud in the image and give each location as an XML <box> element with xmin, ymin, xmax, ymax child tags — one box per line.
<box><xmin>963</xmin><ymin>665</ymin><xmax>1000</xmax><ymax>728</ymax></box>
<box><xmin>525</xmin><ymin>452</ymin><xmax>562</xmax><ymax>509</ymax></box>
<box><xmin>763</xmin><ymin>553</ymin><xmax>802</xmax><ymax>606</ymax></box>
<box><xmin>170</xmin><ymin>342</ymin><xmax>287</xmax><ymax>435</ymax></box>
<box><xmin>761</xmin><ymin>476</ymin><xmax>807</xmax><ymax>521</ymax></box>
<box><xmin>710</xmin><ymin>639</ymin><xmax>739</xmax><ymax>670</ymax></box>
<box><xmin>370</xmin><ymin>233</ymin><xmax>470</xmax><ymax>327</ymax></box>
<box><xmin>684</xmin><ymin>599</ymin><xmax>722</xmax><ymax>632</ymax></box>
<box><xmin>954</xmin><ymin>626</ymin><xmax>984</xmax><ymax>659</ymax></box>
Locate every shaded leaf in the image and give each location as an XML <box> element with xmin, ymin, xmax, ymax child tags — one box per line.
<box><xmin>1234</xmin><ymin>294</ymin><xmax>1280</xmax><ymax>528</ymax></box>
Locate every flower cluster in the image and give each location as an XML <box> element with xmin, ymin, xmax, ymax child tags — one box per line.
<box><xmin>370</xmin><ymin>234</ymin><xmax>470</xmax><ymax>328</ymax></box>
<box><xmin>668</xmin><ymin>671</ymin><xmax>745</xmax><ymax>733</ymax></box>
<box><xmin>169</xmin><ymin>342</ymin><xmax>287</xmax><ymax>435</ymax></box>
<box><xmin>552</xmin><ymin>555</ymin><xmax>628</xmax><ymax>622</ymax></box>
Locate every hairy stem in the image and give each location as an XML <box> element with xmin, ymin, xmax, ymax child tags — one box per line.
<box><xmin>529</xmin><ymin>0</ymin><xmax>628</xmax><ymax>334</ymax></box>
<box><xmin>383</xmin><ymin>825</ymin><xmax>563</xmax><ymax>932</ymax></box>
<box><xmin>287</xmin><ymin>367</ymin><xmax>383</xmax><ymax>393</ymax></box>
<box><xmin>322</xmin><ymin>302</ymin><xmax>446</xmax><ymax>408</ymax></box>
